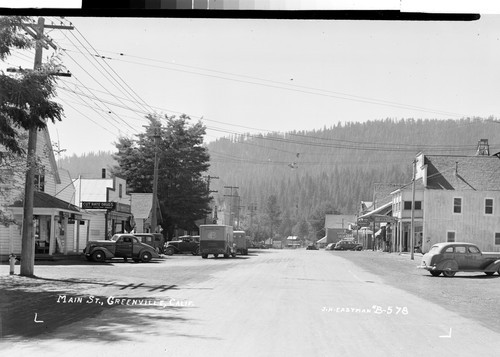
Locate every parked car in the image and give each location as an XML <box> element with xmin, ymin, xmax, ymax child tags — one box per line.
<box><xmin>419</xmin><ymin>242</ymin><xmax>500</xmax><ymax>277</ymax></box>
<box><xmin>83</xmin><ymin>233</ymin><xmax>159</xmax><ymax>263</ymax></box>
<box><xmin>164</xmin><ymin>235</ymin><xmax>200</xmax><ymax>256</ymax></box>
<box><xmin>333</xmin><ymin>240</ymin><xmax>363</xmax><ymax>251</ymax></box>
<box><xmin>325</xmin><ymin>243</ymin><xmax>335</xmax><ymax>251</ymax></box>
<box><xmin>133</xmin><ymin>233</ymin><xmax>165</xmax><ymax>254</ymax></box>
<box><xmin>306</xmin><ymin>244</ymin><xmax>318</xmax><ymax>250</ymax></box>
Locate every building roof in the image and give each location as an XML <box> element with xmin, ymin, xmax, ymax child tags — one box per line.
<box><xmin>425</xmin><ymin>155</ymin><xmax>500</xmax><ymax>191</ymax></box>
<box><xmin>130</xmin><ymin>193</ymin><xmax>153</xmax><ymax>219</ymax></box>
<box><xmin>358</xmin><ymin>201</ymin><xmax>392</xmax><ymax>220</ymax></box>
<box><xmin>12</xmin><ymin>191</ymin><xmax>80</xmax><ymax>212</ymax></box>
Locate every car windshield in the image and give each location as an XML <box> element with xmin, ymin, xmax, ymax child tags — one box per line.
<box><xmin>110</xmin><ymin>235</ymin><xmax>121</xmax><ymax>241</ymax></box>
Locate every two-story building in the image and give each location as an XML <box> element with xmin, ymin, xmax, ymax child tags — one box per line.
<box><xmin>392</xmin><ymin>149</ymin><xmax>500</xmax><ymax>254</ymax></box>
<box><xmin>73</xmin><ymin>170</ymin><xmax>133</xmax><ymax>241</ymax></box>
<box><xmin>0</xmin><ymin>128</ymin><xmax>83</xmax><ymax>259</ymax></box>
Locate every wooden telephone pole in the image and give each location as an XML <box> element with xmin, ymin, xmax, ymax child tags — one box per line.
<box><xmin>19</xmin><ymin>17</ymin><xmax>73</xmax><ymax>276</ymax></box>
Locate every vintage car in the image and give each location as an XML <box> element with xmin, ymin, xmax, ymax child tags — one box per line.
<box><xmin>325</xmin><ymin>243</ymin><xmax>335</xmax><ymax>251</ymax></box>
<box><xmin>133</xmin><ymin>233</ymin><xmax>165</xmax><ymax>254</ymax></box>
<box><xmin>306</xmin><ymin>244</ymin><xmax>318</xmax><ymax>250</ymax></box>
<box><xmin>333</xmin><ymin>240</ymin><xmax>363</xmax><ymax>251</ymax></box>
<box><xmin>83</xmin><ymin>233</ymin><xmax>160</xmax><ymax>263</ymax></box>
<box><xmin>419</xmin><ymin>242</ymin><xmax>500</xmax><ymax>277</ymax></box>
<box><xmin>164</xmin><ymin>235</ymin><xmax>200</xmax><ymax>256</ymax></box>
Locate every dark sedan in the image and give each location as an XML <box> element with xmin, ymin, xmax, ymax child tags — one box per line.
<box><xmin>333</xmin><ymin>240</ymin><xmax>363</xmax><ymax>251</ymax></box>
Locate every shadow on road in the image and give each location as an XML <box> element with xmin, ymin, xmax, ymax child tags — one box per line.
<box><xmin>32</xmin><ymin>257</ymin><xmax>166</xmax><ymax>266</ymax></box>
<box><xmin>0</xmin><ymin>276</ymin><xmax>191</xmax><ymax>341</ymax></box>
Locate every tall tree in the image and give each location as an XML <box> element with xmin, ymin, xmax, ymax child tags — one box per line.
<box><xmin>0</xmin><ymin>16</ymin><xmax>63</xmax><ymax>157</ymax></box>
<box><xmin>265</xmin><ymin>194</ymin><xmax>281</xmax><ymax>240</ymax></box>
<box><xmin>112</xmin><ymin>114</ymin><xmax>211</xmax><ymax>237</ymax></box>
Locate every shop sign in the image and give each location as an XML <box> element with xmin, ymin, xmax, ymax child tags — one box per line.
<box><xmin>82</xmin><ymin>201</ymin><xmax>115</xmax><ymax>210</ymax></box>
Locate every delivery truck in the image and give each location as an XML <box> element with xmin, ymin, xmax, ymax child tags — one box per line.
<box><xmin>200</xmin><ymin>224</ymin><xmax>236</xmax><ymax>259</ymax></box>
<box><xmin>234</xmin><ymin>230</ymin><xmax>248</xmax><ymax>255</ymax></box>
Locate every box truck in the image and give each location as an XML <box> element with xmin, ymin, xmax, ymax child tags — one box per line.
<box><xmin>234</xmin><ymin>230</ymin><xmax>248</xmax><ymax>255</ymax></box>
<box><xmin>200</xmin><ymin>225</ymin><xmax>236</xmax><ymax>259</ymax></box>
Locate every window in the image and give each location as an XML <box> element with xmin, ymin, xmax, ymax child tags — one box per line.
<box><xmin>447</xmin><ymin>231</ymin><xmax>455</xmax><ymax>242</ymax></box>
<box><xmin>119</xmin><ymin>184</ymin><xmax>123</xmax><ymax>198</ymax></box>
<box><xmin>455</xmin><ymin>246</ymin><xmax>466</xmax><ymax>254</ymax></box>
<box><xmin>453</xmin><ymin>198</ymin><xmax>462</xmax><ymax>214</ymax></box>
<box><xmin>468</xmin><ymin>246</ymin><xmax>480</xmax><ymax>254</ymax></box>
<box><xmin>485</xmin><ymin>199</ymin><xmax>493</xmax><ymax>215</ymax></box>
<box><xmin>34</xmin><ymin>174</ymin><xmax>45</xmax><ymax>192</ymax></box>
<box><xmin>403</xmin><ymin>201</ymin><xmax>422</xmax><ymax>210</ymax></box>
<box><xmin>444</xmin><ymin>247</ymin><xmax>454</xmax><ymax>253</ymax></box>
<box><xmin>495</xmin><ymin>233</ymin><xmax>500</xmax><ymax>245</ymax></box>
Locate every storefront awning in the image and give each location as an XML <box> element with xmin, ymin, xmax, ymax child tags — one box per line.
<box><xmin>317</xmin><ymin>236</ymin><xmax>327</xmax><ymax>244</ymax></box>
<box><xmin>358</xmin><ymin>201</ymin><xmax>395</xmax><ymax>221</ymax></box>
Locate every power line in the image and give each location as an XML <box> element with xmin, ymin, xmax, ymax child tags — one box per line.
<box><xmin>58</xmin><ymin>44</ymin><xmax>469</xmax><ymax>118</ymax></box>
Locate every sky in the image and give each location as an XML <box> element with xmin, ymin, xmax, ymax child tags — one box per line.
<box><xmin>3</xmin><ymin>6</ymin><xmax>500</xmax><ymax>157</ymax></box>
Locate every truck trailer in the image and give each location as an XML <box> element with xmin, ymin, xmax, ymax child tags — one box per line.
<box><xmin>200</xmin><ymin>224</ymin><xmax>236</xmax><ymax>259</ymax></box>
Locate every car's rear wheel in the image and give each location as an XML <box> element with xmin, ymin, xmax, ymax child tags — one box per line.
<box><xmin>165</xmin><ymin>247</ymin><xmax>175</xmax><ymax>256</ymax></box>
<box><xmin>201</xmin><ymin>254</ymin><xmax>208</xmax><ymax>259</ymax></box>
<box><xmin>91</xmin><ymin>250</ymin><xmax>106</xmax><ymax>262</ymax></box>
<box><xmin>214</xmin><ymin>254</ymin><xmax>219</xmax><ymax>258</ymax></box>
<box><xmin>485</xmin><ymin>271</ymin><xmax>494</xmax><ymax>276</ymax></box>
<box><xmin>192</xmin><ymin>247</ymin><xmax>200</xmax><ymax>256</ymax></box>
<box><xmin>141</xmin><ymin>251</ymin><xmax>152</xmax><ymax>263</ymax></box>
<box><xmin>442</xmin><ymin>270</ymin><xmax>456</xmax><ymax>278</ymax></box>
<box><xmin>430</xmin><ymin>271</ymin><xmax>442</xmax><ymax>277</ymax></box>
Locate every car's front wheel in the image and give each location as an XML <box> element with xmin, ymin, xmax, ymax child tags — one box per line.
<box><xmin>192</xmin><ymin>247</ymin><xmax>200</xmax><ymax>256</ymax></box>
<box><xmin>141</xmin><ymin>251</ymin><xmax>152</xmax><ymax>263</ymax></box>
<box><xmin>91</xmin><ymin>250</ymin><xmax>106</xmax><ymax>262</ymax></box>
<box><xmin>442</xmin><ymin>270</ymin><xmax>456</xmax><ymax>278</ymax></box>
<box><xmin>165</xmin><ymin>247</ymin><xmax>175</xmax><ymax>256</ymax></box>
<box><xmin>430</xmin><ymin>271</ymin><xmax>442</xmax><ymax>277</ymax></box>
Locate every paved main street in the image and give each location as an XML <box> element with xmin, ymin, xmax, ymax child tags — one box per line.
<box><xmin>1</xmin><ymin>249</ymin><xmax>499</xmax><ymax>356</ymax></box>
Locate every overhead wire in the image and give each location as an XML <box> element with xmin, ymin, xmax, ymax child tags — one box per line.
<box><xmin>34</xmin><ymin>17</ymin><xmax>497</xmax><ymax>157</ymax></box>
<box><xmin>59</xmin><ymin>44</ymin><xmax>468</xmax><ymax>119</ymax></box>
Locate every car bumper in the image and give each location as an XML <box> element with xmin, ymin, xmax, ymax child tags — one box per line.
<box><xmin>417</xmin><ymin>261</ymin><xmax>436</xmax><ymax>271</ymax></box>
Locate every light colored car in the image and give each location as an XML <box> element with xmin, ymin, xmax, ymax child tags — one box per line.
<box><xmin>325</xmin><ymin>243</ymin><xmax>335</xmax><ymax>250</ymax></box>
<box><xmin>419</xmin><ymin>242</ymin><xmax>500</xmax><ymax>277</ymax></box>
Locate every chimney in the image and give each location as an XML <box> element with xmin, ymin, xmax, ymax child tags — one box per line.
<box><xmin>102</xmin><ymin>168</ymin><xmax>106</xmax><ymax>178</ymax></box>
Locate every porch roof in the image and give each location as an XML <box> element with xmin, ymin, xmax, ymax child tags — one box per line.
<box><xmin>358</xmin><ymin>201</ymin><xmax>393</xmax><ymax>220</ymax></box>
<box><xmin>11</xmin><ymin>191</ymin><xmax>81</xmax><ymax>213</ymax></box>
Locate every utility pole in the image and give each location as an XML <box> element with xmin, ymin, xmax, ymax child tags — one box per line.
<box><xmin>224</xmin><ymin>186</ymin><xmax>239</xmax><ymax>228</ymax></box>
<box><xmin>248</xmin><ymin>203</ymin><xmax>257</xmax><ymax>240</ymax></box>
<box><xmin>145</xmin><ymin>123</ymin><xmax>162</xmax><ymax>233</ymax></box>
<box><xmin>204</xmin><ymin>175</ymin><xmax>219</xmax><ymax>224</ymax></box>
<box><xmin>20</xmin><ymin>17</ymin><xmax>73</xmax><ymax>277</ymax></box>
<box><xmin>410</xmin><ymin>158</ymin><xmax>416</xmax><ymax>260</ymax></box>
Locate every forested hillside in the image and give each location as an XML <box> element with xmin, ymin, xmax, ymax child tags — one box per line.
<box><xmin>58</xmin><ymin>151</ymin><xmax>116</xmax><ymax>178</ymax></box>
<box><xmin>206</xmin><ymin>117</ymin><xmax>500</xmax><ymax>234</ymax></box>
<box><xmin>59</xmin><ymin>117</ymin><xmax>500</xmax><ymax>240</ymax></box>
